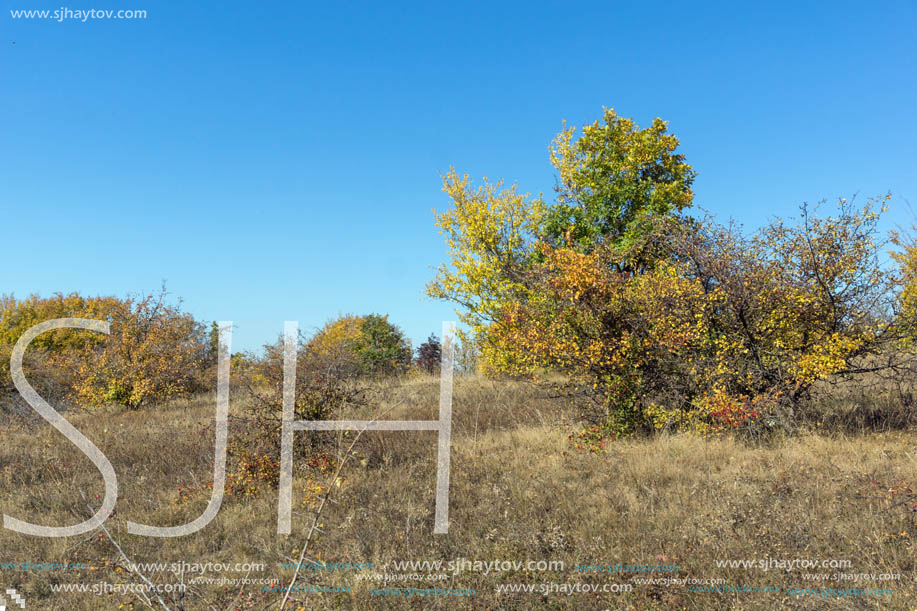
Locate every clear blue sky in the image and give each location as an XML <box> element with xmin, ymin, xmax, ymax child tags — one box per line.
<box><xmin>2</xmin><ymin>1</ymin><xmax>915</xmax><ymax>352</ymax></box>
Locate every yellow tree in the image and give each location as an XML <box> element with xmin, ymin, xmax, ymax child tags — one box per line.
<box><xmin>428</xmin><ymin>106</ymin><xmax>904</xmax><ymax>437</ymax></box>
<box><xmin>427</xmin><ymin>108</ymin><xmax>696</xmax><ymax>374</ymax></box>
<box><xmin>0</xmin><ymin>292</ymin><xmax>123</xmax><ymax>403</ymax></box>
<box><xmin>426</xmin><ymin>168</ymin><xmax>544</xmax><ymax>365</ymax></box>
<box><xmin>70</xmin><ymin>291</ymin><xmax>207</xmax><ymax>408</ymax></box>
<box><xmin>892</xmin><ymin>226</ymin><xmax>917</xmax><ymax>336</ymax></box>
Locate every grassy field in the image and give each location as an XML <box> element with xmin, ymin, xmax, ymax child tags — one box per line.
<box><xmin>0</xmin><ymin>376</ymin><xmax>914</xmax><ymax>610</ymax></box>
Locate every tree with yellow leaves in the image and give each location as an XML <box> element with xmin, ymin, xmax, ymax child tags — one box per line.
<box><xmin>427</xmin><ymin>104</ymin><xmax>908</xmax><ymax>437</ymax></box>
<box><xmin>427</xmin><ymin>108</ymin><xmax>691</xmax><ymax>369</ymax></box>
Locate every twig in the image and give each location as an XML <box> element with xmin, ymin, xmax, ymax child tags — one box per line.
<box><xmin>80</xmin><ymin>491</ymin><xmax>172</xmax><ymax>611</ymax></box>
<box><xmin>277</xmin><ymin>399</ymin><xmax>406</xmax><ymax>610</ymax></box>
<box><xmin>278</xmin><ymin>427</ymin><xmax>366</xmax><ymax>610</ymax></box>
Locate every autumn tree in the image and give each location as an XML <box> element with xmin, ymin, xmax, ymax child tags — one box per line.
<box><xmin>305</xmin><ymin>314</ymin><xmax>365</xmax><ymax>376</ymax></box>
<box><xmin>427</xmin><ymin>107</ymin><xmax>695</xmax><ymax>373</ymax></box>
<box><xmin>70</xmin><ymin>290</ymin><xmax>209</xmax><ymax>408</ymax></box>
<box><xmin>0</xmin><ymin>292</ymin><xmax>122</xmax><ymax>405</ymax></box>
<box><xmin>892</xmin><ymin>228</ymin><xmax>917</xmax><ymax>336</ymax></box>
<box><xmin>426</xmin><ymin>169</ymin><xmax>544</xmax><ymax>365</ymax></box>
<box><xmin>0</xmin><ymin>289</ymin><xmax>211</xmax><ymax>409</ymax></box>
<box><xmin>427</xmin><ymin>104</ymin><xmax>907</xmax><ymax>436</ymax></box>
<box><xmin>304</xmin><ymin>313</ymin><xmax>412</xmax><ymax>378</ymax></box>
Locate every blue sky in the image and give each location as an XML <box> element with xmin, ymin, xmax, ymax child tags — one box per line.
<box><xmin>2</xmin><ymin>1</ymin><xmax>915</xmax><ymax>352</ymax></box>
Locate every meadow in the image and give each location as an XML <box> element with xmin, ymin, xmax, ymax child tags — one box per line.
<box><xmin>0</xmin><ymin>375</ymin><xmax>914</xmax><ymax>610</ymax></box>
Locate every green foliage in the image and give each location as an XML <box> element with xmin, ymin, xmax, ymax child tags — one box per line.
<box><xmin>544</xmin><ymin>107</ymin><xmax>695</xmax><ymax>254</ymax></box>
<box><xmin>304</xmin><ymin>314</ymin><xmax>411</xmax><ymax>378</ymax></box>
<box><xmin>353</xmin><ymin>314</ymin><xmax>412</xmax><ymax>376</ymax></box>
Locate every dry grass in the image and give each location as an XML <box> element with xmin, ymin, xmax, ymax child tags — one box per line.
<box><xmin>0</xmin><ymin>376</ymin><xmax>914</xmax><ymax>610</ymax></box>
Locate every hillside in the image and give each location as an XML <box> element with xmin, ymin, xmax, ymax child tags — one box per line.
<box><xmin>0</xmin><ymin>376</ymin><xmax>914</xmax><ymax>610</ymax></box>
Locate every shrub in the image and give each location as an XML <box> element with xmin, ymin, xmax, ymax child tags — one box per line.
<box><xmin>69</xmin><ymin>291</ymin><xmax>209</xmax><ymax>408</ymax></box>
<box><xmin>0</xmin><ymin>289</ymin><xmax>210</xmax><ymax>410</ymax></box>
<box><xmin>353</xmin><ymin>314</ymin><xmax>412</xmax><ymax>376</ymax></box>
<box><xmin>304</xmin><ymin>314</ymin><xmax>364</xmax><ymax>376</ymax></box>
<box><xmin>224</xmin><ymin>314</ymin><xmax>410</xmax><ymax>498</ymax></box>
<box><xmin>425</xmin><ymin>108</ymin><xmax>909</xmax><ymax>438</ymax></box>
<box><xmin>306</xmin><ymin>314</ymin><xmax>412</xmax><ymax>378</ymax></box>
<box><xmin>0</xmin><ymin>292</ymin><xmax>122</xmax><ymax>402</ymax></box>
<box><xmin>227</xmin><ymin>328</ymin><xmax>368</xmax><ymax>498</ymax></box>
<box><xmin>485</xmin><ymin>197</ymin><xmax>905</xmax><ymax>436</ymax></box>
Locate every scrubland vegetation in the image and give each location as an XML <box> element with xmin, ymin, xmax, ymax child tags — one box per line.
<box><xmin>0</xmin><ymin>377</ymin><xmax>914</xmax><ymax>610</ymax></box>
<box><xmin>2</xmin><ymin>106</ymin><xmax>916</xmax><ymax>609</ymax></box>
